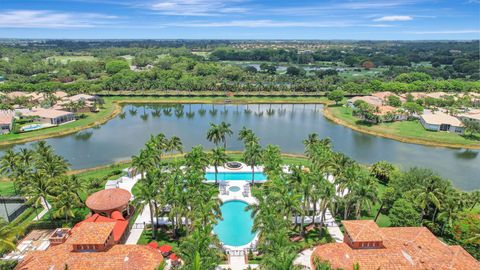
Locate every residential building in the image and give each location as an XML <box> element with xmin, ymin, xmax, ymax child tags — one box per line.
<box><xmin>311</xmin><ymin>220</ymin><xmax>479</xmax><ymax>270</ymax></box>
<box><xmin>371</xmin><ymin>91</ymin><xmax>405</xmax><ymax>105</ymax></box>
<box><xmin>375</xmin><ymin>106</ymin><xmax>408</xmax><ymax>122</ymax></box>
<box><xmin>347</xmin><ymin>96</ymin><xmax>383</xmax><ymax>108</ymax></box>
<box><xmin>0</xmin><ymin>110</ymin><xmax>14</xmax><ymax>134</ymax></box>
<box><xmin>20</xmin><ymin>108</ymin><xmax>75</xmax><ymax>125</ymax></box>
<box><xmin>420</xmin><ymin>112</ymin><xmax>464</xmax><ymax>133</ymax></box>
<box><xmin>15</xmin><ymin>222</ymin><xmax>164</xmax><ymax>270</ymax></box>
<box><xmin>85</xmin><ymin>188</ymin><xmax>133</xmax><ymax>219</ymax></box>
<box><xmin>0</xmin><ymin>113</ymin><xmax>14</xmax><ymax>134</ymax></box>
<box><xmin>458</xmin><ymin>109</ymin><xmax>480</xmax><ymax>124</ymax></box>
<box><xmin>52</xmin><ymin>91</ymin><xmax>68</xmax><ymax>99</ymax></box>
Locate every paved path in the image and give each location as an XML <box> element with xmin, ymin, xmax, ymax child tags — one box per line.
<box><xmin>125</xmin><ymin>203</ymin><xmax>151</xmax><ymax>244</ymax></box>
<box><xmin>294</xmin><ymin>248</ymin><xmax>315</xmax><ymax>270</ymax></box>
<box><xmin>32</xmin><ymin>198</ymin><xmax>50</xmax><ymax>221</ymax></box>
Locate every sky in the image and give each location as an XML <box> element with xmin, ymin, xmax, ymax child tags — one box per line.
<box><xmin>0</xmin><ymin>0</ymin><xmax>479</xmax><ymax>40</ymax></box>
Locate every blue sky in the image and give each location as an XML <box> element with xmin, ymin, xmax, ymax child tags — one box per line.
<box><xmin>0</xmin><ymin>0</ymin><xmax>479</xmax><ymax>39</ymax></box>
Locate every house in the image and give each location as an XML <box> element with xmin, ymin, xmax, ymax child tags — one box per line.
<box><xmin>21</xmin><ymin>108</ymin><xmax>75</xmax><ymax>125</ymax></box>
<box><xmin>15</xmin><ymin>222</ymin><xmax>164</xmax><ymax>270</ymax></box>
<box><xmin>401</xmin><ymin>92</ymin><xmax>427</xmax><ymax>100</ymax></box>
<box><xmin>371</xmin><ymin>91</ymin><xmax>405</xmax><ymax>105</ymax></box>
<box><xmin>347</xmin><ymin>96</ymin><xmax>383</xmax><ymax>108</ymax></box>
<box><xmin>6</xmin><ymin>91</ymin><xmax>29</xmax><ymax>100</ymax></box>
<box><xmin>375</xmin><ymin>106</ymin><xmax>408</xmax><ymax>122</ymax></box>
<box><xmin>310</xmin><ymin>220</ymin><xmax>479</xmax><ymax>270</ymax></box>
<box><xmin>420</xmin><ymin>111</ymin><xmax>464</xmax><ymax>133</ymax></box>
<box><xmin>60</xmin><ymin>93</ymin><xmax>98</xmax><ymax>112</ymax></box>
<box><xmin>425</xmin><ymin>92</ymin><xmax>452</xmax><ymax>99</ymax></box>
<box><xmin>458</xmin><ymin>109</ymin><xmax>480</xmax><ymax>124</ymax></box>
<box><xmin>0</xmin><ymin>110</ymin><xmax>14</xmax><ymax>134</ymax></box>
<box><xmin>15</xmin><ymin>188</ymin><xmax>164</xmax><ymax>270</ymax></box>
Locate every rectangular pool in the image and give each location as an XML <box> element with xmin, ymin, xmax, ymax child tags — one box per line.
<box><xmin>205</xmin><ymin>172</ymin><xmax>267</xmax><ymax>181</ymax></box>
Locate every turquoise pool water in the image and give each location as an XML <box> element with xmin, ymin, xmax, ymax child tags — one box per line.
<box><xmin>214</xmin><ymin>200</ymin><xmax>255</xmax><ymax>246</ymax></box>
<box><xmin>22</xmin><ymin>124</ymin><xmax>43</xmax><ymax>132</ymax></box>
<box><xmin>205</xmin><ymin>172</ymin><xmax>267</xmax><ymax>181</ymax></box>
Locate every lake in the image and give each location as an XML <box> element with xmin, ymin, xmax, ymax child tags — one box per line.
<box><xmin>1</xmin><ymin>103</ymin><xmax>479</xmax><ymax>191</ymax></box>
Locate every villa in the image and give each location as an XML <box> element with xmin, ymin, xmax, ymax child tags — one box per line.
<box><xmin>15</xmin><ymin>223</ymin><xmax>164</xmax><ymax>270</ymax></box>
<box><xmin>14</xmin><ymin>188</ymin><xmax>165</xmax><ymax>270</ymax></box>
<box><xmin>20</xmin><ymin>108</ymin><xmax>75</xmax><ymax>125</ymax></box>
<box><xmin>310</xmin><ymin>220</ymin><xmax>479</xmax><ymax>270</ymax></box>
<box><xmin>371</xmin><ymin>91</ymin><xmax>405</xmax><ymax>104</ymax></box>
<box><xmin>374</xmin><ymin>105</ymin><xmax>408</xmax><ymax>122</ymax></box>
<box><xmin>0</xmin><ymin>110</ymin><xmax>14</xmax><ymax>134</ymax></box>
<box><xmin>419</xmin><ymin>111</ymin><xmax>464</xmax><ymax>133</ymax></box>
<box><xmin>347</xmin><ymin>96</ymin><xmax>383</xmax><ymax>108</ymax></box>
<box><xmin>458</xmin><ymin>109</ymin><xmax>480</xmax><ymax>124</ymax></box>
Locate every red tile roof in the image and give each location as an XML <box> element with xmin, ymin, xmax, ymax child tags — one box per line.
<box><xmin>67</xmin><ymin>222</ymin><xmax>114</xmax><ymax>245</ymax></box>
<box><xmin>343</xmin><ymin>220</ymin><xmax>383</xmax><ymax>242</ymax></box>
<box><xmin>16</xmin><ymin>243</ymin><xmax>164</xmax><ymax>270</ymax></box>
<box><xmin>75</xmin><ymin>214</ymin><xmax>128</xmax><ymax>242</ymax></box>
<box><xmin>312</xmin><ymin>221</ymin><xmax>480</xmax><ymax>270</ymax></box>
<box><xmin>85</xmin><ymin>188</ymin><xmax>131</xmax><ymax>212</ymax></box>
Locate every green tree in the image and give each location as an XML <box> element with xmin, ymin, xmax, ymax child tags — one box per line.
<box><xmin>389</xmin><ymin>199</ymin><xmax>421</xmax><ymax>227</ymax></box>
<box><xmin>105</xmin><ymin>60</ymin><xmax>130</xmax><ymax>74</ymax></box>
<box><xmin>209</xmin><ymin>147</ymin><xmax>228</xmax><ymax>184</ymax></box>
<box><xmin>327</xmin><ymin>90</ymin><xmax>345</xmax><ymax>105</ymax></box>
<box><xmin>206</xmin><ymin>123</ymin><xmax>222</xmax><ymax>147</ymax></box>
<box><xmin>243</xmin><ymin>142</ymin><xmax>263</xmax><ymax>184</ymax></box>
<box><xmin>0</xmin><ymin>218</ymin><xmax>24</xmax><ymax>253</ymax></box>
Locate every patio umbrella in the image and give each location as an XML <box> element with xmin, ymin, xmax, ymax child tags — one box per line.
<box><xmin>169</xmin><ymin>253</ymin><xmax>179</xmax><ymax>261</ymax></box>
<box><xmin>147</xmin><ymin>242</ymin><xmax>158</xmax><ymax>249</ymax></box>
<box><xmin>159</xmin><ymin>245</ymin><xmax>172</xmax><ymax>253</ymax></box>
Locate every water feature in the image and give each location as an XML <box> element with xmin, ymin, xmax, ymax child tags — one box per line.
<box><xmin>205</xmin><ymin>172</ymin><xmax>268</xmax><ymax>182</ymax></box>
<box><xmin>1</xmin><ymin>103</ymin><xmax>478</xmax><ymax>190</ymax></box>
<box><xmin>213</xmin><ymin>200</ymin><xmax>255</xmax><ymax>247</ymax></box>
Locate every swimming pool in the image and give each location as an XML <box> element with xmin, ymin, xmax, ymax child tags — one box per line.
<box><xmin>205</xmin><ymin>172</ymin><xmax>267</xmax><ymax>181</ymax></box>
<box><xmin>214</xmin><ymin>200</ymin><xmax>255</xmax><ymax>247</ymax></box>
<box><xmin>22</xmin><ymin>124</ymin><xmax>43</xmax><ymax>132</ymax></box>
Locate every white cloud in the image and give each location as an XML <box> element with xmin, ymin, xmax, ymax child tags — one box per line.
<box><xmin>374</xmin><ymin>15</ymin><xmax>413</xmax><ymax>21</ymax></box>
<box><xmin>147</xmin><ymin>0</ymin><xmax>249</xmax><ymax>16</ymax></box>
<box><xmin>405</xmin><ymin>29</ymin><xmax>480</xmax><ymax>34</ymax></box>
<box><xmin>0</xmin><ymin>10</ymin><xmax>117</xmax><ymax>28</ymax></box>
<box><xmin>165</xmin><ymin>19</ymin><xmax>392</xmax><ymax>28</ymax></box>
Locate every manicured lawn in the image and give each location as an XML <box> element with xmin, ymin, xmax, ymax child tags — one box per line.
<box><xmin>327</xmin><ymin>106</ymin><xmax>480</xmax><ymax>148</ymax></box>
<box><xmin>0</xmin><ymin>181</ymin><xmax>15</xmax><ymax>196</ymax></box>
<box><xmin>0</xmin><ymin>99</ymin><xmax>118</xmax><ymax>145</ymax></box>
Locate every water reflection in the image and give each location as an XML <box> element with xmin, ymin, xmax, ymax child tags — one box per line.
<box><xmin>1</xmin><ymin>103</ymin><xmax>478</xmax><ymax>191</ymax></box>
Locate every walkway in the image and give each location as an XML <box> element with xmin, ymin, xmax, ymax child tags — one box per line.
<box><xmin>32</xmin><ymin>198</ymin><xmax>50</xmax><ymax>221</ymax></box>
<box><xmin>125</xmin><ymin>203</ymin><xmax>151</xmax><ymax>244</ymax></box>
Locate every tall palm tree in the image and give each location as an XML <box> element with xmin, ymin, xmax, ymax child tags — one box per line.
<box><xmin>0</xmin><ymin>149</ymin><xmax>20</xmax><ymax>194</ymax></box>
<box><xmin>134</xmin><ymin>172</ymin><xmax>159</xmax><ymax>239</ymax></box>
<box><xmin>131</xmin><ymin>149</ymin><xmax>153</xmax><ymax>179</ymax></box>
<box><xmin>206</xmin><ymin>123</ymin><xmax>222</xmax><ymax>147</ymax></box>
<box><xmin>219</xmin><ymin>121</ymin><xmax>233</xmax><ymax>149</ymax></box>
<box><xmin>415</xmin><ymin>175</ymin><xmax>443</xmax><ymax>223</ymax></box>
<box><xmin>209</xmin><ymin>147</ymin><xmax>228</xmax><ymax>185</ymax></box>
<box><xmin>23</xmin><ymin>172</ymin><xmax>54</xmax><ymax>223</ymax></box>
<box><xmin>0</xmin><ymin>218</ymin><xmax>24</xmax><ymax>252</ymax></box>
<box><xmin>243</xmin><ymin>142</ymin><xmax>263</xmax><ymax>184</ymax></box>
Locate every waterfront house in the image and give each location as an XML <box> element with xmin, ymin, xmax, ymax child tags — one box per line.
<box><xmin>60</xmin><ymin>93</ymin><xmax>98</xmax><ymax>112</ymax></box>
<box><xmin>371</xmin><ymin>91</ymin><xmax>405</xmax><ymax>105</ymax></box>
<box><xmin>52</xmin><ymin>91</ymin><xmax>68</xmax><ymax>99</ymax></box>
<box><xmin>419</xmin><ymin>111</ymin><xmax>464</xmax><ymax>133</ymax></box>
<box><xmin>0</xmin><ymin>110</ymin><xmax>14</xmax><ymax>134</ymax></box>
<box><xmin>21</xmin><ymin>108</ymin><xmax>75</xmax><ymax>125</ymax></box>
<box><xmin>310</xmin><ymin>220</ymin><xmax>479</xmax><ymax>270</ymax></box>
<box><xmin>15</xmin><ymin>222</ymin><xmax>164</xmax><ymax>270</ymax></box>
<box><xmin>458</xmin><ymin>109</ymin><xmax>480</xmax><ymax>125</ymax></box>
<box><xmin>347</xmin><ymin>96</ymin><xmax>383</xmax><ymax>108</ymax></box>
<box><xmin>375</xmin><ymin>105</ymin><xmax>408</xmax><ymax>122</ymax></box>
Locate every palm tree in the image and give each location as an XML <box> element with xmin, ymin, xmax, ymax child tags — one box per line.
<box><xmin>131</xmin><ymin>149</ymin><xmax>153</xmax><ymax>179</ymax></box>
<box><xmin>238</xmin><ymin>126</ymin><xmax>254</xmax><ymax>142</ymax></box>
<box><xmin>0</xmin><ymin>218</ymin><xmax>24</xmax><ymax>252</ymax></box>
<box><xmin>415</xmin><ymin>175</ymin><xmax>443</xmax><ymax>223</ymax></box>
<box><xmin>262</xmin><ymin>145</ymin><xmax>283</xmax><ymax>178</ymax></box>
<box><xmin>179</xmin><ymin>226</ymin><xmax>221</xmax><ymax>270</ymax></box>
<box><xmin>219</xmin><ymin>121</ymin><xmax>233</xmax><ymax>149</ymax></box>
<box><xmin>0</xmin><ymin>149</ymin><xmax>20</xmax><ymax>194</ymax></box>
<box><xmin>209</xmin><ymin>147</ymin><xmax>228</xmax><ymax>185</ymax></box>
<box><xmin>23</xmin><ymin>172</ymin><xmax>54</xmax><ymax>223</ymax></box>
<box><xmin>243</xmin><ymin>142</ymin><xmax>263</xmax><ymax>184</ymax></box>
<box><xmin>134</xmin><ymin>172</ymin><xmax>159</xmax><ymax>239</ymax></box>
<box><xmin>206</xmin><ymin>123</ymin><xmax>222</xmax><ymax>147</ymax></box>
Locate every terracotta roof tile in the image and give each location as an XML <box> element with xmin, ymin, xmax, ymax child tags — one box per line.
<box><xmin>16</xmin><ymin>244</ymin><xmax>164</xmax><ymax>270</ymax></box>
<box><xmin>312</xmin><ymin>222</ymin><xmax>480</xmax><ymax>270</ymax></box>
<box><xmin>67</xmin><ymin>222</ymin><xmax>114</xmax><ymax>245</ymax></box>
<box><xmin>85</xmin><ymin>188</ymin><xmax>131</xmax><ymax>212</ymax></box>
<box><xmin>343</xmin><ymin>220</ymin><xmax>383</xmax><ymax>242</ymax></box>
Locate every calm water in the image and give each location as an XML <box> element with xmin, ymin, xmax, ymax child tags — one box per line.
<box><xmin>1</xmin><ymin>103</ymin><xmax>479</xmax><ymax>191</ymax></box>
<box><xmin>214</xmin><ymin>200</ymin><xmax>255</xmax><ymax>247</ymax></box>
